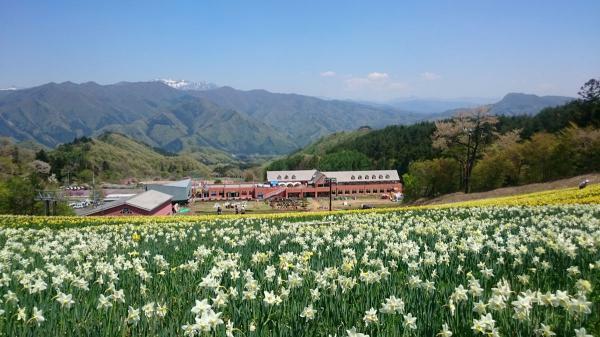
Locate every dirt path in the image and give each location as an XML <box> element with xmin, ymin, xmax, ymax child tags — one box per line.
<box><xmin>414</xmin><ymin>173</ymin><xmax>599</xmax><ymax>205</ymax></box>
<box><xmin>307</xmin><ymin>198</ymin><xmax>324</xmax><ymax>211</ymax></box>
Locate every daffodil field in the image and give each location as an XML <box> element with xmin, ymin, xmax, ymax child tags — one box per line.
<box><xmin>0</xmin><ymin>204</ymin><xmax>599</xmax><ymax>336</ymax></box>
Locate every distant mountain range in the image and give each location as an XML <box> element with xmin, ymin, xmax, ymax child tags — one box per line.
<box><xmin>0</xmin><ymin>80</ymin><xmax>575</xmax><ymax>158</ymax></box>
<box><xmin>0</xmin><ymin>81</ymin><xmax>423</xmax><ymax>156</ymax></box>
<box><xmin>488</xmin><ymin>93</ymin><xmax>573</xmax><ymax>116</ymax></box>
<box><xmin>0</xmin><ymin>81</ymin><xmax>297</xmax><ymax>155</ymax></box>
<box><xmin>188</xmin><ymin>86</ymin><xmax>424</xmax><ymax>143</ymax></box>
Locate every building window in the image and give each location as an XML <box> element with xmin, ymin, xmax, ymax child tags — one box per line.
<box><xmin>372</xmin><ymin>175</ymin><xmax>376</xmax><ymax>179</ymax></box>
<box><xmin>385</xmin><ymin>174</ymin><xmax>390</xmax><ymax>179</ymax></box>
<box><xmin>291</xmin><ymin>175</ymin><xmax>296</xmax><ymax>179</ymax></box>
<box><xmin>277</xmin><ymin>175</ymin><xmax>282</xmax><ymax>180</ymax></box>
<box><xmin>358</xmin><ymin>175</ymin><xmax>362</xmax><ymax>180</ymax></box>
<box><xmin>121</xmin><ymin>207</ymin><xmax>132</xmax><ymax>214</ymax></box>
<box><xmin>351</xmin><ymin>175</ymin><xmax>355</xmax><ymax>180</ymax></box>
<box><xmin>379</xmin><ymin>175</ymin><xmax>383</xmax><ymax>179</ymax></box>
<box><xmin>285</xmin><ymin>175</ymin><xmax>289</xmax><ymax>179</ymax></box>
<box><xmin>365</xmin><ymin>175</ymin><xmax>369</xmax><ymax>180</ymax></box>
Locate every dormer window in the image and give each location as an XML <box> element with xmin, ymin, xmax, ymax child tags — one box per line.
<box><xmin>372</xmin><ymin>175</ymin><xmax>376</xmax><ymax>179</ymax></box>
<box><xmin>351</xmin><ymin>175</ymin><xmax>355</xmax><ymax>180</ymax></box>
<box><xmin>364</xmin><ymin>175</ymin><xmax>369</xmax><ymax>180</ymax></box>
<box><xmin>277</xmin><ymin>175</ymin><xmax>282</xmax><ymax>180</ymax></box>
<box><xmin>358</xmin><ymin>175</ymin><xmax>362</xmax><ymax>180</ymax></box>
<box><xmin>284</xmin><ymin>175</ymin><xmax>289</xmax><ymax>179</ymax></box>
<box><xmin>385</xmin><ymin>174</ymin><xmax>390</xmax><ymax>179</ymax></box>
<box><xmin>291</xmin><ymin>175</ymin><xmax>296</xmax><ymax>179</ymax></box>
<box><xmin>379</xmin><ymin>175</ymin><xmax>383</xmax><ymax>179</ymax></box>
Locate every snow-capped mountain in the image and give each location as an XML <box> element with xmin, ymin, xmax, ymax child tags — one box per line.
<box><xmin>0</xmin><ymin>86</ymin><xmax>18</xmax><ymax>91</ymax></box>
<box><xmin>156</xmin><ymin>79</ymin><xmax>218</xmax><ymax>91</ymax></box>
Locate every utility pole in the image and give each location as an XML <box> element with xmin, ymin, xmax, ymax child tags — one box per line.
<box><xmin>91</xmin><ymin>165</ymin><xmax>97</xmax><ymax>204</ymax></box>
<box><xmin>325</xmin><ymin>177</ymin><xmax>337</xmax><ymax>212</ymax></box>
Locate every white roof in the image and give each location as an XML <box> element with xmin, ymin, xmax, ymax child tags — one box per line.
<box><xmin>104</xmin><ymin>193</ymin><xmax>137</xmax><ymax>199</ymax></box>
<box><xmin>127</xmin><ymin>190</ymin><xmax>173</xmax><ymax>211</ymax></box>
<box><xmin>322</xmin><ymin>170</ymin><xmax>400</xmax><ymax>183</ymax></box>
<box><xmin>79</xmin><ymin>190</ymin><xmax>173</xmax><ymax>216</ymax></box>
<box><xmin>267</xmin><ymin>170</ymin><xmax>318</xmax><ymax>182</ymax></box>
<box><xmin>163</xmin><ymin>178</ymin><xmax>192</xmax><ymax>188</ymax></box>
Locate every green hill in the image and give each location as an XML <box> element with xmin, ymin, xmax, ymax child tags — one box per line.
<box><xmin>45</xmin><ymin>133</ymin><xmax>211</xmax><ymax>183</ymax></box>
<box><xmin>266</xmin><ymin>123</ymin><xmax>437</xmax><ymax>173</ymax></box>
<box><xmin>297</xmin><ymin>128</ymin><xmax>373</xmax><ymax>156</ymax></box>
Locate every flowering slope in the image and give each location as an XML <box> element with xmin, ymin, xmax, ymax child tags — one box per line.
<box><xmin>0</xmin><ymin>205</ymin><xmax>598</xmax><ymax>336</ymax></box>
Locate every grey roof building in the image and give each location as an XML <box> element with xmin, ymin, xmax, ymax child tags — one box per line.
<box><xmin>266</xmin><ymin>170</ymin><xmax>400</xmax><ymax>184</ymax></box>
<box><xmin>143</xmin><ymin>178</ymin><xmax>192</xmax><ymax>203</ymax></box>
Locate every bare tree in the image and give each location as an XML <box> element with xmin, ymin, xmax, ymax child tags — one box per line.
<box><xmin>432</xmin><ymin>107</ymin><xmax>498</xmax><ymax>193</ymax></box>
<box><xmin>578</xmin><ymin>78</ymin><xmax>600</xmax><ymax>103</ymax></box>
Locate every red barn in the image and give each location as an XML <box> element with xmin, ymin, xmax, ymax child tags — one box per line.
<box><xmin>81</xmin><ymin>190</ymin><xmax>173</xmax><ymax>216</ymax></box>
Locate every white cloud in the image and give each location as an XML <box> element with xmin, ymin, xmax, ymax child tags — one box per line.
<box><xmin>420</xmin><ymin>72</ymin><xmax>441</xmax><ymax>81</ymax></box>
<box><xmin>367</xmin><ymin>72</ymin><xmax>389</xmax><ymax>81</ymax></box>
<box><xmin>320</xmin><ymin>71</ymin><xmax>336</xmax><ymax>77</ymax></box>
<box><xmin>344</xmin><ymin>72</ymin><xmax>408</xmax><ymax>98</ymax></box>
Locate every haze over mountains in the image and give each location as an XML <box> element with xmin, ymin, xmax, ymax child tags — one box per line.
<box><xmin>0</xmin><ymin>80</ymin><xmax>574</xmax><ymax>158</ymax></box>
<box><xmin>374</xmin><ymin>97</ymin><xmax>498</xmax><ymax>114</ymax></box>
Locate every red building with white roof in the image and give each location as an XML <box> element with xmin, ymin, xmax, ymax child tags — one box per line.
<box><xmin>196</xmin><ymin>170</ymin><xmax>401</xmax><ymax>200</ymax></box>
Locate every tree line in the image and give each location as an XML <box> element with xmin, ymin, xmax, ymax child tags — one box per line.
<box><xmin>0</xmin><ymin>139</ymin><xmax>73</xmax><ymax>215</ymax></box>
<box><xmin>267</xmin><ymin>78</ymin><xmax>600</xmax><ymax>200</ymax></box>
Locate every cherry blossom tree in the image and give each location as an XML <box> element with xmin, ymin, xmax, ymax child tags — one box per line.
<box><xmin>432</xmin><ymin>106</ymin><xmax>498</xmax><ymax>193</ymax></box>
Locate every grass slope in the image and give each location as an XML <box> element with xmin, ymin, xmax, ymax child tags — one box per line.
<box><xmin>86</xmin><ymin>133</ymin><xmax>211</xmax><ymax>180</ymax></box>
<box><xmin>417</xmin><ymin>173</ymin><xmax>599</xmax><ymax>205</ymax></box>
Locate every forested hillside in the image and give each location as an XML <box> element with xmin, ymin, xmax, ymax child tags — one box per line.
<box><xmin>268</xmin><ymin>79</ymin><xmax>600</xmax><ymax>199</ymax></box>
<box><xmin>0</xmin><ymin>132</ymin><xmax>216</xmax><ymax>215</ymax></box>
<box><xmin>39</xmin><ymin>133</ymin><xmax>212</xmax><ymax>183</ymax></box>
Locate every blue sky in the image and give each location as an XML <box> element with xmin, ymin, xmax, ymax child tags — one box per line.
<box><xmin>1</xmin><ymin>1</ymin><xmax>599</xmax><ymax>100</ymax></box>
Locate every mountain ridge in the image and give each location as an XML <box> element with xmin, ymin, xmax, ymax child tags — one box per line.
<box><xmin>0</xmin><ymin>81</ymin><xmax>298</xmax><ymax>155</ymax></box>
<box><xmin>0</xmin><ymin>80</ymin><xmax>577</xmax><ymax>159</ymax></box>
<box><xmin>188</xmin><ymin>86</ymin><xmax>425</xmax><ymax>145</ymax></box>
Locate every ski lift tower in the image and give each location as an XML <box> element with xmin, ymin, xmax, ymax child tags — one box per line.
<box><xmin>35</xmin><ymin>190</ymin><xmax>63</xmax><ymax>216</ymax></box>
